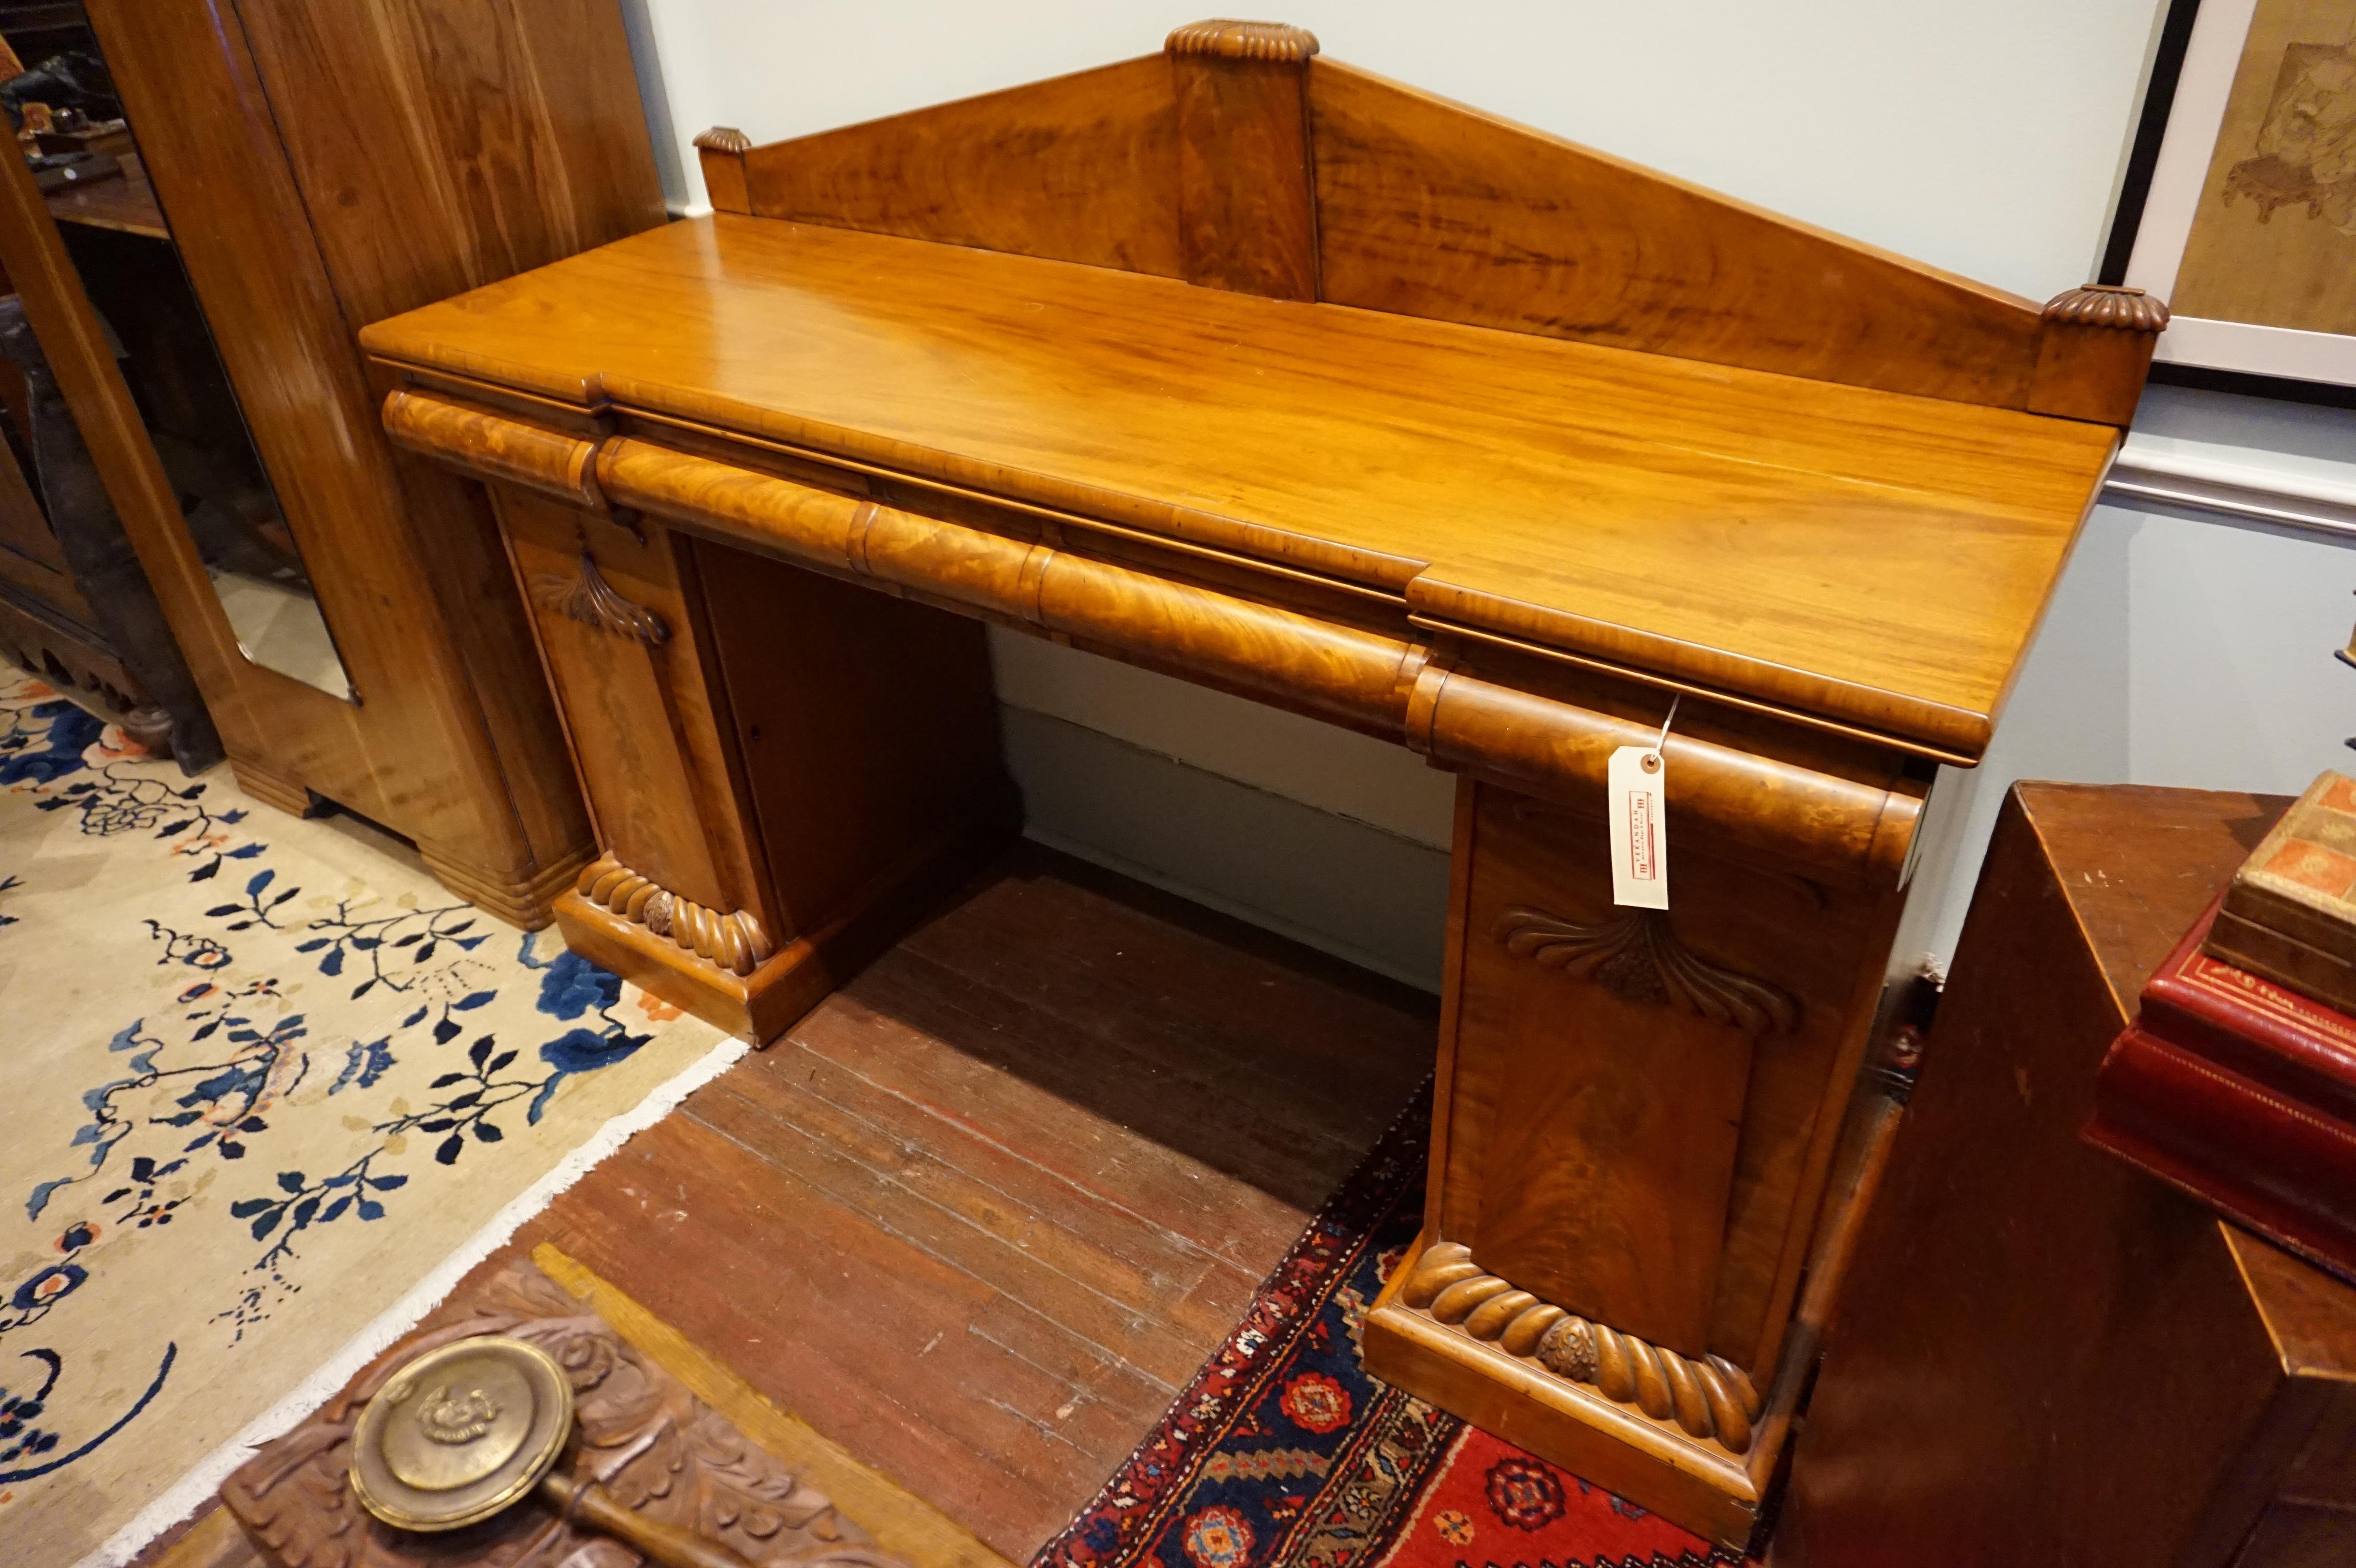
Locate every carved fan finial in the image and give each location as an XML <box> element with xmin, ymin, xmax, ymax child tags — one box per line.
<box><xmin>2042</xmin><ymin>284</ymin><xmax>2169</xmax><ymax>333</ymax></box>
<box><xmin>693</xmin><ymin>126</ymin><xmax>752</xmax><ymax>155</ymax></box>
<box><xmin>1164</xmin><ymin>19</ymin><xmax>1320</xmax><ymax>61</ymax></box>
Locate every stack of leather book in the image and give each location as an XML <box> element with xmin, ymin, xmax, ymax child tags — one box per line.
<box><xmin>2086</xmin><ymin>772</ymin><xmax>2356</xmax><ymax>1280</ymax></box>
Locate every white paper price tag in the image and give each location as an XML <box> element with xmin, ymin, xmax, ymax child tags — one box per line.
<box><xmin>1607</xmin><ymin>744</ymin><xmax>1670</xmax><ymax>910</ymax></box>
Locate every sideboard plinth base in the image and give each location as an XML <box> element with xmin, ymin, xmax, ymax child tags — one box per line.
<box><xmin>1364</xmin><ymin>1229</ymin><xmax>1764</xmax><ymax>1553</ymax></box>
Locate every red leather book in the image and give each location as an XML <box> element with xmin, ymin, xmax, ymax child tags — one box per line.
<box><xmin>2084</xmin><ymin>892</ymin><xmax>2356</xmax><ymax>1283</ymax></box>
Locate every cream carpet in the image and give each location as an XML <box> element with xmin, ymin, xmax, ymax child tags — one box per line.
<box><xmin>0</xmin><ymin>666</ymin><xmax>738</xmax><ymax>1565</ymax></box>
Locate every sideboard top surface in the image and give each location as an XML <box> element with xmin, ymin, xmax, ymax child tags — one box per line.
<box><xmin>362</xmin><ymin>214</ymin><xmax>2117</xmax><ymax>759</ymax></box>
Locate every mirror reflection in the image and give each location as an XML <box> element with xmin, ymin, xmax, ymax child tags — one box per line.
<box><xmin>6</xmin><ymin>6</ymin><xmax>352</xmax><ymax>699</ymax></box>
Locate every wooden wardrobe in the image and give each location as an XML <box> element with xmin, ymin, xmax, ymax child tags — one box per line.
<box><xmin>0</xmin><ymin>0</ymin><xmax>664</xmax><ymax>923</ymax></box>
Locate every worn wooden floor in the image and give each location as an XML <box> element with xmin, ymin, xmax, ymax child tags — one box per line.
<box><xmin>502</xmin><ymin>844</ymin><xmax>1434</xmax><ymax>1557</ymax></box>
<box><xmin>147</xmin><ymin>844</ymin><xmax>1434</xmax><ymax>1568</ymax></box>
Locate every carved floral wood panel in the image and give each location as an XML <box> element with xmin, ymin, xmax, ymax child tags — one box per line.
<box><xmin>221</xmin><ymin>1260</ymin><xmax>907</xmax><ymax>1568</ymax></box>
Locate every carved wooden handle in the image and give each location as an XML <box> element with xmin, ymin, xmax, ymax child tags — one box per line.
<box><xmin>539</xmin><ymin>1469</ymin><xmax>755</xmax><ymax>1568</ymax></box>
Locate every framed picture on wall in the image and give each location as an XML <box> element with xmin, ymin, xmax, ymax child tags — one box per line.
<box><xmin>2106</xmin><ymin>0</ymin><xmax>2356</xmax><ymax>397</ymax></box>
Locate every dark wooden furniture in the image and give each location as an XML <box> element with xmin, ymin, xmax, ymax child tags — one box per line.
<box><xmin>1780</xmin><ymin>782</ymin><xmax>2356</xmax><ymax>1566</ymax></box>
<box><xmin>0</xmin><ymin>285</ymin><xmax>216</xmax><ymax>763</ymax></box>
<box><xmin>360</xmin><ymin>22</ymin><xmax>2157</xmax><ymax>1546</ymax></box>
<box><xmin>0</xmin><ymin>0</ymin><xmax>666</xmax><ymax>924</ymax></box>
<box><xmin>43</xmin><ymin>145</ymin><xmax>164</xmax><ymax>239</ymax></box>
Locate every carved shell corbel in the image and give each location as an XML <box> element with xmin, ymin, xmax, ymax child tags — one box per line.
<box><xmin>532</xmin><ymin>552</ymin><xmax>670</xmax><ymax>646</ymax></box>
<box><xmin>1494</xmin><ymin>905</ymin><xmax>1799</xmax><ymax>1035</ymax></box>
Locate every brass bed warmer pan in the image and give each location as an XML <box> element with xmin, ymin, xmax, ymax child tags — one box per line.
<box><xmin>349</xmin><ymin>1335</ymin><xmax>753</xmax><ymax>1568</ymax></box>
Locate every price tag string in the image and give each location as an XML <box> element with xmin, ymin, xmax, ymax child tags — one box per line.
<box><xmin>1644</xmin><ymin>694</ymin><xmax>1681</xmax><ymax>774</ymax></box>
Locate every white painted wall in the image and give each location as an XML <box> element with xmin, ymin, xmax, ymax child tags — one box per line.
<box><xmin>615</xmin><ymin>0</ymin><xmax>2356</xmax><ymax>986</ymax></box>
<box><xmin>621</xmin><ymin>0</ymin><xmax>2168</xmax><ymax>298</ymax></box>
<box><xmin>1891</xmin><ymin>386</ymin><xmax>2356</xmax><ymax>974</ymax></box>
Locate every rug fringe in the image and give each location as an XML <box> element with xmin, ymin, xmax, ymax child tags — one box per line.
<box><xmin>73</xmin><ymin>1030</ymin><xmax>753</xmax><ymax>1568</ymax></box>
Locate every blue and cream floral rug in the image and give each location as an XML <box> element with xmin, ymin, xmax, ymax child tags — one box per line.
<box><xmin>0</xmin><ymin>667</ymin><xmax>737</xmax><ymax>1566</ymax></box>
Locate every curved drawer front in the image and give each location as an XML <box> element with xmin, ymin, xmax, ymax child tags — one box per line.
<box><xmin>388</xmin><ymin>391</ymin><xmax>1920</xmax><ymax>888</ymax></box>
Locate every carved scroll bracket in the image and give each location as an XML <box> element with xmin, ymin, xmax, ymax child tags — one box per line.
<box><xmin>1401</xmin><ymin>1242</ymin><xmax>1763</xmax><ymax>1454</ymax></box>
<box><xmin>533</xmin><ymin>552</ymin><xmax>671</xmax><ymax>646</ymax></box>
<box><xmin>1495</xmin><ymin>905</ymin><xmax>1799</xmax><ymax>1035</ymax></box>
<box><xmin>578</xmin><ymin>856</ymin><xmax>775</xmax><ymax>977</ymax></box>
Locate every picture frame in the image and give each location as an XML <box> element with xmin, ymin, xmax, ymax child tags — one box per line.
<box><xmin>2105</xmin><ymin>0</ymin><xmax>2356</xmax><ymax>400</ymax></box>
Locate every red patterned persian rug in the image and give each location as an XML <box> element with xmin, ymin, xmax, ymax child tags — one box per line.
<box><xmin>1033</xmin><ymin>1087</ymin><xmax>1751</xmax><ymax>1568</ymax></box>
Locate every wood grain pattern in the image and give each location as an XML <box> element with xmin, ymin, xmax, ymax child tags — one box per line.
<box><xmin>359</xmin><ymin>32</ymin><xmax>2132</xmax><ymax>1543</ymax></box>
<box><xmin>1438</xmin><ymin>784</ymin><xmax>1904</xmax><ymax>1388</ymax></box>
<box><xmin>230</xmin><ymin>0</ymin><xmax>667</xmax><ymax>329</ymax></box>
<box><xmin>399</xmin><ymin>401</ymin><xmax>1927</xmax><ymax>893</ymax></box>
<box><xmin>1780</xmin><ymin>784</ymin><xmax>2356</xmax><ymax>1568</ymax></box>
<box><xmin>704</xmin><ymin>27</ymin><xmax>2155</xmax><ymax>426</ymax></box>
<box><xmin>0</xmin><ymin>54</ymin><xmax>270</xmax><ymax>775</ymax></box>
<box><xmin>361</xmin><ymin>217</ymin><xmax>2115</xmax><ymax>759</ymax></box>
<box><xmin>690</xmin><ymin>535</ymin><xmax>1005</xmax><ymax>948</ymax></box>
<box><xmin>46</xmin><ymin>0</ymin><xmax>667</xmax><ymax>926</ymax></box>
<box><xmin>1171</xmin><ymin>43</ymin><xmax>1318</xmax><ymax>299</ymax></box>
<box><xmin>495</xmin><ymin>491</ymin><xmax>765</xmax><ymax>924</ymax></box>
<box><xmin>494</xmin><ymin>481</ymin><xmax>1013</xmax><ymax>1041</ymax></box>
<box><xmin>1308</xmin><ymin>60</ymin><xmax>2047</xmax><ymax>409</ymax></box>
<box><xmin>739</xmin><ymin>56</ymin><xmax>1182</xmax><ymax>278</ymax></box>
<box><xmin>384</xmin><ymin>387</ymin><xmax>604</xmax><ymax>508</ymax></box>
<box><xmin>532</xmin><ymin>1245</ymin><xmax>1017</xmax><ymax>1568</ymax></box>
<box><xmin>1370</xmin><ymin>910</ymin><xmax>1916</xmax><ymax>1553</ymax></box>
<box><xmin>418</xmin><ymin>843</ymin><xmax>590</xmax><ymax>931</ymax></box>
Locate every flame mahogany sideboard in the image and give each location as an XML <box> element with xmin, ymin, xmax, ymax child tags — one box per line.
<box><xmin>358</xmin><ymin>22</ymin><xmax>2158</xmax><ymax>1548</ymax></box>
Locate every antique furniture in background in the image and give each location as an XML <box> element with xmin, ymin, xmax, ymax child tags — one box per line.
<box><xmin>1780</xmin><ymin>782</ymin><xmax>2356</xmax><ymax>1566</ymax></box>
<box><xmin>0</xmin><ymin>0</ymin><xmax>665</xmax><ymax>923</ymax></box>
<box><xmin>2087</xmin><ymin>769</ymin><xmax>2356</xmax><ymax>1281</ymax></box>
<box><xmin>361</xmin><ymin>22</ymin><xmax>2161</xmax><ymax>1546</ymax></box>
<box><xmin>0</xmin><ymin>286</ymin><xmax>217</xmax><ymax>765</ymax></box>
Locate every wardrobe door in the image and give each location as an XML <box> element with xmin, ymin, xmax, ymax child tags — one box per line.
<box><xmin>0</xmin><ymin>0</ymin><xmax>664</xmax><ymax>926</ymax></box>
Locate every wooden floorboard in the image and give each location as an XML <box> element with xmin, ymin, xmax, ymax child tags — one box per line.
<box><xmin>513</xmin><ymin>842</ymin><xmax>1437</xmax><ymax>1558</ymax></box>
